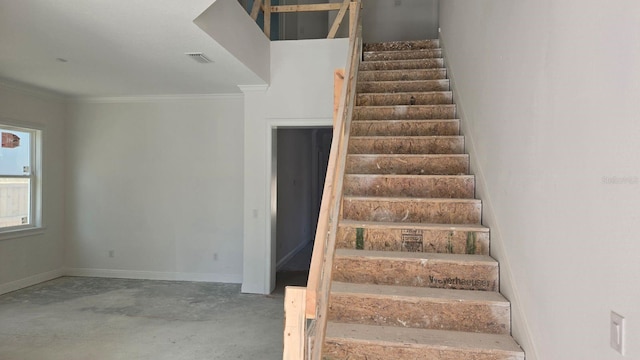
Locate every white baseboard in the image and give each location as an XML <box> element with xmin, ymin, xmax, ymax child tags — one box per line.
<box><xmin>64</xmin><ymin>268</ymin><xmax>242</xmax><ymax>284</ymax></box>
<box><xmin>276</xmin><ymin>239</ymin><xmax>312</xmax><ymax>271</ymax></box>
<box><xmin>0</xmin><ymin>268</ymin><xmax>65</xmax><ymax>296</ymax></box>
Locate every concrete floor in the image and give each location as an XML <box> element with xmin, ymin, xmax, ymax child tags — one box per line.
<box><xmin>0</xmin><ymin>277</ymin><xmax>285</xmax><ymax>360</ymax></box>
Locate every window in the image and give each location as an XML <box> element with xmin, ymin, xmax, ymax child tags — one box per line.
<box><xmin>0</xmin><ymin>122</ymin><xmax>42</xmax><ymax>233</ymax></box>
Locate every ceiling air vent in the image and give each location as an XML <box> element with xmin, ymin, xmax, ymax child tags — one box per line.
<box><xmin>185</xmin><ymin>52</ymin><xmax>213</xmax><ymax>64</ymax></box>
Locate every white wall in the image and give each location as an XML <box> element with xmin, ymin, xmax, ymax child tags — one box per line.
<box><xmin>440</xmin><ymin>1</ymin><xmax>640</xmax><ymax>359</ymax></box>
<box><xmin>66</xmin><ymin>96</ymin><xmax>244</xmax><ymax>283</ymax></box>
<box><xmin>194</xmin><ymin>0</ymin><xmax>270</xmax><ymax>83</ymax></box>
<box><xmin>362</xmin><ymin>0</ymin><xmax>438</xmax><ymax>43</ymax></box>
<box><xmin>241</xmin><ymin>38</ymin><xmax>348</xmax><ymax>293</ymax></box>
<box><xmin>0</xmin><ymin>81</ymin><xmax>67</xmax><ymax>295</ymax></box>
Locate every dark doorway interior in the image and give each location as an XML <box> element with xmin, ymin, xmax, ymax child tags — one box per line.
<box><xmin>274</xmin><ymin>127</ymin><xmax>332</xmax><ymax>293</ymax></box>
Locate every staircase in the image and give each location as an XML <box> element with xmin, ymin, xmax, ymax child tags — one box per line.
<box><xmin>321</xmin><ymin>39</ymin><xmax>525</xmax><ymax>359</ymax></box>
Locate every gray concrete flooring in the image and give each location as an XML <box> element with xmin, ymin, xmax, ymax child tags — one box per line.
<box><xmin>0</xmin><ymin>277</ymin><xmax>285</xmax><ymax>360</ymax></box>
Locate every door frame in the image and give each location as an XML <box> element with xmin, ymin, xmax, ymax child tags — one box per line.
<box><xmin>264</xmin><ymin>118</ymin><xmax>332</xmax><ymax>293</ymax></box>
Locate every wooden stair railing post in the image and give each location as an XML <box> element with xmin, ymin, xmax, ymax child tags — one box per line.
<box><xmin>307</xmin><ymin>1</ymin><xmax>362</xmax><ymax>358</ymax></box>
<box><xmin>283</xmin><ymin>287</ymin><xmax>307</xmax><ymax>360</ymax></box>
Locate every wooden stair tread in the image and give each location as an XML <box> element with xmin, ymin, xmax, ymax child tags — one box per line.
<box><xmin>343</xmin><ymin>195</ymin><xmax>481</xmax><ymax>204</ymax></box>
<box><xmin>350</xmin><ymin>135</ymin><xmax>463</xmax><ymax>140</ymax></box>
<box><xmin>358</xmin><ymin>68</ymin><xmax>447</xmax><ymax>74</ymax></box>
<box><xmin>335</xmin><ymin>248</ymin><xmax>496</xmax><ymax>265</ymax></box>
<box><xmin>331</xmin><ymin>282</ymin><xmax>507</xmax><ymax>303</ymax></box>
<box><xmin>357</xmin><ymin>90</ymin><xmax>452</xmax><ymax>94</ymax></box>
<box><xmin>339</xmin><ymin>219</ymin><xmax>489</xmax><ymax>232</ymax></box>
<box><xmin>326</xmin><ymin>323</ymin><xmax>524</xmax><ymax>354</ymax></box>
<box><xmin>357</xmin><ymin>80</ymin><xmax>449</xmax><ymax>86</ymax></box>
<box><xmin>345</xmin><ymin>174</ymin><xmax>474</xmax><ymax>179</ymax></box>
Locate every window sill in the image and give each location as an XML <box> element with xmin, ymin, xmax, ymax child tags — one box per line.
<box><xmin>0</xmin><ymin>226</ymin><xmax>46</xmax><ymax>241</ymax></box>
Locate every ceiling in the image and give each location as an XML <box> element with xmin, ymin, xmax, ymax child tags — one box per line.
<box><xmin>0</xmin><ymin>0</ymin><xmax>265</xmax><ymax>98</ymax></box>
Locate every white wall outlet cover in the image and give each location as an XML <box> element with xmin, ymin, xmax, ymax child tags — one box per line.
<box><xmin>610</xmin><ymin>311</ymin><xmax>625</xmax><ymax>355</ymax></box>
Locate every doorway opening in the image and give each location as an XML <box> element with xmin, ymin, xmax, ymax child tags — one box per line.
<box><xmin>273</xmin><ymin>127</ymin><xmax>333</xmax><ymax>293</ymax></box>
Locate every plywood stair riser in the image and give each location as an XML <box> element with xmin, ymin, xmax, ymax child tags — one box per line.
<box><xmin>357</xmin><ymin>80</ymin><xmax>450</xmax><ymax>93</ymax></box>
<box><xmin>363</xmin><ymin>39</ymin><xmax>440</xmax><ymax>52</ymax></box>
<box><xmin>332</xmin><ymin>250</ymin><xmax>498</xmax><ymax>292</ymax></box>
<box><xmin>350</xmin><ymin>119</ymin><xmax>460</xmax><ymax>136</ymax></box>
<box><xmin>336</xmin><ymin>220</ymin><xmax>490</xmax><ymax>255</ymax></box>
<box><xmin>357</xmin><ymin>91</ymin><xmax>452</xmax><ymax>106</ymax></box>
<box><xmin>359</xmin><ymin>58</ymin><xmax>444</xmax><ymax>71</ymax></box>
<box><xmin>348</xmin><ymin>136</ymin><xmax>464</xmax><ymax>155</ymax></box>
<box><xmin>342</xmin><ymin>196</ymin><xmax>482</xmax><ymax>224</ymax></box>
<box><xmin>346</xmin><ymin>154</ymin><xmax>470</xmax><ymax>175</ymax></box>
<box><xmin>343</xmin><ymin>174</ymin><xmax>475</xmax><ymax>199</ymax></box>
<box><xmin>329</xmin><ymin>282</ymin><xmax>511</xmax><ymax>334</ymax></box>
<box><xmin>363</xmin><ymin>48</ymin><xmax>442</xmax><ymax>61</ymax></box>
<box><xmin>358</xmin><ymin>69</ymin><xmax>447</xmax><ymax>82</ymax></box>
<box><xmin>322</xmin><ymin>38</ymin><xmax>524</xmax><ymax>359</ymax></box>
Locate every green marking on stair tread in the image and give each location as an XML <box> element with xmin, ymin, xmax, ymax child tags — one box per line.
<box><xmin>446</xmin><ymin>231</ymin><xmax>454</xmax><ymax>254</ymax></box>
<box><xmin>466</xmin><ymin>231</ymin><xmax>477</xmax><ymax>254</ymax></box>
<box><xmin>355</xmin><ymin>228</ymin><xmax>364</xmax><ymax>250</ymax></box>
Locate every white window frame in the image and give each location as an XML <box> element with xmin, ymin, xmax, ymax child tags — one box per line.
<box><xmin>0</xmin><ymin>119</ymin><xmax>43</xmax><ymax>239</ymax></box>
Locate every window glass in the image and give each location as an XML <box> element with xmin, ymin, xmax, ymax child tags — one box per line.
<box><xmin>0</xmin><ymin>126</ymin><xmax>36</xmax><ymax>230</ymax></box>
<box><xmin>1</xmin><ymin>129</ymin><xmax>31</xmax><ymax>175</ymax></box>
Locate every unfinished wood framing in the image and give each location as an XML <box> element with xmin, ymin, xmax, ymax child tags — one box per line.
<box><xmin>264</xmin><ymin>0</ymin><xmax>271</xmax><ymax>38</ymax></box>
<box><xmin>327</xmin><ymin>0</ymin><xmax>350</xmax><ymax>39</ymax></box>
<box><xmin>250</xmin><ymin>0</ymin><xmax>262</xmax><ymax>20</ymax></box>
<box><xmin>333</xmin><ymin>69</ymin><xmax>345</xmax><ymax>126</ymax></box>
<box><xmin>283</xmin><ymin>287</ymin><xmax>307</xmax><ymax>360</ymax></box>
<box><xmin>270</xmin><ymin>3</ymin><xmax>342</xmax><ymax>13</ymax></box>
<box><xmin>249</xmin><ymin>1</ymin><xmax>359</xmax><ymax>40</ymax></box>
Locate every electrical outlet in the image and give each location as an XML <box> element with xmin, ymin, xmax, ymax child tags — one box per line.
<box><xmin>610</xmin><ymin>311</ymin><xmax>625</xmax><ymax>355</ymax></box>
<box><xmin>108</xmin><ymin>250</ymin><xmax>115</xmax><ymax>258</ymax></box>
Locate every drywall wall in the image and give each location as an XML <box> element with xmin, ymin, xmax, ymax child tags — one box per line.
<box><xmin>241</xmin><ymin>38</ymin><xmax>348</xmax><ymax>293</ymax></box>
<box><xmin>0</xmin><ymin>81</ymin><xmax>67</xmax><ymax>295</ymax></box>
<box><xmin>362</xmin><ymin>0</ymin><xmax>438</xmax><ymax>43</ymax></box>
<box><xmin>66</xmin><ymin>96</ymin><xmax>244</xmax><ymax>283</ymax></box>
<box><xmin>440</xmin><ymin>1</ymin><xmax>640</xmax><ymax>359</ymax></box>
<box><xmin>194</xmin><ymin>0</ymin><xmax>270</xmax><ymax>83</ymax></box>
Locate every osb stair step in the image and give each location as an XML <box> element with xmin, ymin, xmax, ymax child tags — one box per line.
<box><xmin>343</xmin><ymin>174</ymin><xmax>474</xmax><ymax>199</ymax></box>
<box><xmin>357</xmin><ymin>80</ymin><xmax>450</xmax><ymax>93</ymax></box>
<box><xmin>358</xmin><ymin>69</ymin><xmax>447</xmax><ymax>82</ymax></box>
<box><xmin>342</xmin><ymin>196</ymin><xmax>481</xmax><ymax>224</ymax></box>
<box><xmin>363</xmin><ymin>48</ymin><xmax>442</xmax><ymax>61</ymax></box>
<box><xmin>360</xmin><ymin>58</ymin><xmax>444</xmax><ymax>71</ymax></box>
<box><xmin>353</xmin><ymin>104</ymin><xmax>455</xmax><ymax>120</ymax></box>
<box><xmin>357</xmin><ymin>91</ymin><xmax>452</xmax><ymax>106</ymax></box>
<box><xmin>363</xmin><ymin>39</ymin><xmax>440</xmax><ymax>52</ymax></box>
<box><xmin>332</xmin><ymin>249</ymin><xmax>498</xmax><ymax>291</ymax></box>
<box><xmin>323</xmin><ymin>322</ymin><xmax>525</xmax><ymax>360</ymax></box>
<box><xmin>350</xmin><ymin>119</ymin><xmax>460</xmax><ymax>136</ymax></box>
<box><xmin>348</xmin><ymin>136</ymin><xmax>464</xmax><ymax>155</ymax></box>
<box><xmin>329</xmin><ymin>282</ymin><xmax>511</xmax><ymax>334</ymax></box>
<box><xmin>336</xmin><ymin>219</ymin><xmax>489</xmax><ymax>255</ymax></box>
<box><xmin>345</xmin><ymin>154</ymin><xmax>469</xmax><ymax>175</ymax></box>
